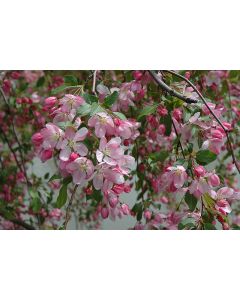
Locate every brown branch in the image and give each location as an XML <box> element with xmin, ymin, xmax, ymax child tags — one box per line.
<box><xmin>92</xmin><ymin>70</ymin><xmax>97</xmax><ymax>95</ymax></box>
<box><xmin>165</xmin><ymin>70</ymin><xmax>240</xmax><ymax>174</ymax></box>
<box><xmin>0</xmin><ymin>127</ymin><xmax>24</xmax><ymax>174</ymax></box>
<box><xmin>63</xmin><ymin>184</ymin><xmax>78</xmax><ymax>230</ymax></box>
<box><xmin>0</xmin><ymin>87</ymin><xmax>31</xmax><ymax>185</ymax></box>
<box><xmin>0</xmin><ymin>212</ymin><xmax>35</xmax><ymax>230</ymax></box>
<box><xmin>148</xmin><ymin>70</ymin><xmax>198</xmax><ymax>104</ymax></box>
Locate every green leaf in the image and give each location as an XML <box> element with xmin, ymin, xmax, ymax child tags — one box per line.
<box><xmin>48</xmin><ymin>174</ymin><xmax>61</xmax><ymax>182</ymax></box>
<box><xmin>160</xmin><ymin>114</ymin><xmax>172</xmax><ymax>136</ymax></box>
<box><xmin>196</xmin><ymin>150</ymin><xmax>217</xmax><ymax>165</ymax></box>
<box><xmin>76</xmin><ymin>103</ymin><xmax>92</xmax><ymax>116</ymax></box>
<box><xmin>178</xmin><ymin>217</ymin><xmax>196</xmax><ymax>230</ymax></box>
<box><xmin>36</xmin><ymin>76</ymin><xmax>45</xmax><ymax>87</ymax></box>
<box><xmin>51</xmin><ymin>85</ymin><xmax>68</xmax><ymax>95</ymax></box>
<box><xmin>56</xmin><ymin>184</ymin><xmax>68</xmax><ymax>208</ymax></box>
<box><xmin>64</xmin><ymin>75</ymin><xmax>78</xmax><ymax>86</ymax></box>
<box><xmin>90</xmin><ymin>103</ymin><xmax>105</xmax><ymax>116</ymax></box>
<box><xmin>137</xmin><ymin>104</ymin><xmax>158</xmax><ymax>120</ymax></box>
<box><xmin>203</xmin><ymin>223</ymin><xmax>216</xmax><ymax>230</ymax></box>
<box><xmin>104</xmin><ymin>91</ymin><xmax>118</xmax><ymax>108</ymax></box>
<box><xmin>83</xmin><ymin>93</ymin><xmax>98</xmax><ymax>104</ymax></box>
<box><xmin>113</xmin><ymin>112</ymin><xmax>127</xmax><ymax>120</ymax></box>
<box><xmin>149</xmin><ymin>150</ymin><xmax>168</xmax><ymax>162</ymax></box>
<box><xmin>185</xmin><ymin>191</ymin><xmax>198</xmax><ymax>212</ymax></box>
<box><xmin>31</xmin><ymin>197</ymin><xmax>41</xmax><ymax>213</ymax></box>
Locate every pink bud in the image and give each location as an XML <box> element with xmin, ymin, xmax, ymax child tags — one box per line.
<box><xmin>31</xmin><ymin>132</ymin><xmax>43</xmax><ymax>147</ymax></box>
<box><xmin>211</xmin><ymin>129</ymin><xmax>224</xmax><ymax>139</ymax></box>
<box><xmin>109</xmin><ymin>197</ymin><xmax>119</xmax><ymax>208</ymax></box>
<box><xmin>69</xmin><ymin>152</ymin><xmax>79</xmax><ymax>161</ymax></box>
<box><xmin>144</xmin><ymin>210</ymin><xmax>152</xmax><ymax>221</ymax></box>
<box><xmin>40</xmin><ymin>149</ymin><xmax>53</xmax><ymax>162</ymax></box>
<box><xmin>222</xmin><ymin>122</ymin><xmax>232</xmax><ymax>131</ymax></box>
<box><xmin>160</xmin><ymin>196</ymin><xmax>169</xmax><ymax>204</ymax></box>
<box><xmin>124</xmin><ymin>184</ymin><xmax>131</xmax><ymax>193</ymax></box>
<box><xmin>157</xmin><ymin>106</ymin><xmax>168</xmax><ymax>116</ymax></box>
<box><xmin>44</xmin><ymin>97</ymin><xmax>57</xmax><ymax>109</ymax></box>
<box><xmin>185</xmin><ymin>71</ymin><xmax>191</xmax><ymax>80</ymax></box>
<box><xmin>222</xmin><ymin>223</ymin><xmax>230</xmax><ymax>230</ymax></box>
<box><xmin>133</xmin><ymin>71</ymin><xmax>143</xmax><ymax>81</ymax></box>
<box><xmin>101</xmin><ymin>207</ymin><xmax>109</xmax><ymax>219</ymax></box>
<box><xmin>173</xmin><ymin>109</ymin><xmax>182</xmax><ymax>121</ymax></box>
<box><xmin>194</xmin><ymin>166</ymin><xmax>206</xmax><ymax>177</ymax></box>
<box><xmin>114</xmin><ymin>118</ymin><xmax>122</xmax><ymax>126</ymax></box>
<box><xmin>121</xmin><ymin>204</ymin><xmax>130</xmax><ymax>215</ymax></box>
<box><xmin>208</xmin><ymin>174</ymin><xmax>220</xmax><ymax>187</ymax></box>
<box><xmin>112</xmin><ymin>184</ymin><xmax>125</xmax><ymax>194</ymax></box>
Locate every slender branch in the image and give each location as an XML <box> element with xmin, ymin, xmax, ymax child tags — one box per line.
<box><xmin>0</xmin><ymin>87</ymin><xmax>31</xmax><ymax>185</ymax></box>
<box><xmin>0</xmin><ymin>212</ymin><xmax>35</xmax><ymax>230</ymax></box>
<box><xmin>171</xmin><ymin>118</ymin><xmax>185</xmax><ymax>159</ymax></box>
<box><xmin>92</xmin><ymin>70</ymin><xmax>97</xmax><ymax>95</ymax></box>
<box><xmin>165</xmin><ymin>70</ymin><xmax>240</xmax><ymax>174</ymax></box>
<box><xmin>0</xmin><ymin>127</ymin><xmax>24</xmax><ymax>174</ymax></box>
<box><xmin>148</xmin><ymin>71</ymin><xmax>198</xmax><ymax>104</ymax></box>
<box><xmin>63</xmin><ymin>184</ymin><xmax>78</xmax><ymax>229</ymax></box>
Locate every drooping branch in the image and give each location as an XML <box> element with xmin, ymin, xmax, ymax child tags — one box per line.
<box><xmin>148</xmin><ymin>70</ymin><xmax>198</xmax><ymax>104</ymax></box>
<box><xmin>63</xmin><ymin>184</ymin><xmax>78</xmax><ymax>229</ymax></box>
<box><xmin>165</xmin><ymin>70</ymin><xmax>240</xmax><ymax>174</ymax></box>
<box><xmin>0</xmin><ymin>87</ymin><xmax>31</xmax><ymax>185</ymax></box>
<box><xmin>0</xmin><ymin>212</ymin><xmax>35</xmax><ymax>230</ymax></box>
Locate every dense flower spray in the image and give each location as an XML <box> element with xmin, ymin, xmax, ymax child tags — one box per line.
<box><xmin>0</xmin><ymin>70</ymin><xmax>240</xmax><ymax>229</ymax></box>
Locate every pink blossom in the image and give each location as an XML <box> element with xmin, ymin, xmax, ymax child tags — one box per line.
<box><xmin>41</xmin><ymin>123</ymin><xmax>64</xmax><ymax>149</ymax></box>
<box><xmin>49</xmin><ymin>208</ymin><xmax>63</xmax><ymax>220</ymax></box>
<box><xmin>96</xmin><ymin>137</ymin><xmax>124</xmax><ymax>166</ymax></box>
<box><xmin>88</xmin><ymin>112</ymin><xmax>115</xmax><ymax>138</ymax></box>
<box><xmin>67</xmin><ymin>157</ymin><xmax>94</xmax><ymax>185</ymax></box>
<box><xmin>59</xmin><ymin>94</ymin><xmax>85</xmax><ymax>112</ymax></box>
<box><xmin>59</xmin><ymin>126</ymin><xmax>88</xmax><ymax>161</ymax></box>
<box><xmin>165</xmin><ymin>166</ymin><xmax>188</xmax><ymax>189</ymax></box>
<box><xmin>189</xmin><ymin>178</ymin><xmax>210</xmax><ymax>198</ymax></box>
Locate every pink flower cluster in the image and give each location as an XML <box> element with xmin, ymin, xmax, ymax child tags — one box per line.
<box><xmin>32</xmin><ymin>94</ymin><xmax>140</xmax><ymax>220</ymax></box>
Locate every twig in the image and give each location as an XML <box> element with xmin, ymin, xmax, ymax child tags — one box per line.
<box><xmin>148</xmin><ymin>71</ymin><xmax>198</xmax><ymax>104</ymax></box>
<box><xmin>0</xmin><ymin>212</ymin><xmax>35</xmax><ymax>230</ymax></box>
<box><xmin>92</xmin><ymin>70</ymin><xmax>97</xmax><ymax>95</ymax></box>
<box><xmin>0</xmin><ymin>87</ymin><xmax>31</xmax><ymax>185</ymax></box>
<box><xmin>0</xmin><ymin>127</ymin><xmax>24</xmax><ymax>174</ymax></box>
<box><xmin>165</xmin><ymin>70</ymin><xmax>240</xmax><ymax>174</ymax></box>
<box><xmin>171</xmin><ymin>118</ymin><xmax>185</xmax><ymax>159</ymax></box>
<box><xmin>63</xmin><ymin>184</ymin><xmax>78</xmax><ymax>229</ymax></box>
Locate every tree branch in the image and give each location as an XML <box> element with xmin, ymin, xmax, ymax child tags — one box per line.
<box><xmin>148</xmin><ymin>70</ymin><xmax>198</xmax><ymax>104</ymax></box>
<box><xmin>0</xmin><ymin>212</ymin><xmax>35</xmax><ymax>230</ymax></box>
<box><xmin>165</xmin><ymin>70</ymin><xmax>240</xmax><ymax>174</ymax></box>
<box><xmin>63</xmin><ymin>185</ymin><xmax>78</xmax><ymax>229</ymax></box>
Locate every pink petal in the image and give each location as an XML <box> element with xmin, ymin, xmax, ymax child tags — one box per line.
<box><xmin>59</xmin><ymin>147</ymin><xmax>71</xmax><ymax>161</ymax></box>
<box><xmin>74</xmin><ymin>143</ymin><xmax>88</xmax><ymax>156</ymax></box>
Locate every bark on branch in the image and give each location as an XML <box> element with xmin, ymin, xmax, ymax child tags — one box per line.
<box><xmin>148</xmin><ymin>70</ymin><xmax>198</xmax><ymax>104</ymax></box>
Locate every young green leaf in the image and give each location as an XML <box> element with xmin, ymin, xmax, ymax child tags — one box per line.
<box><xmin>137</xmin><ymin>104</ymin><xmax>158</xmax><ymax>120</ymax></box>
<box><xmin>64</xmin><ymin>75</ymin><xmax>78</xmax><ymax>86</ymax></box>
<box><xmin>104</xmin><ymin>91</ymin><xmax>118</xmax><ymax>108</ymax></box>
<box><xmin>196</xmin><ymin>150</ymin><xmax>217</xmax><ymax>165</ymax></box>
<box><xmin>76</xmin><ymin>103</ymin><xmax>92</xmax><ymax>116</ymax></box>
<box><xmin>56</xmin><ymin>184</ymin><xmax>68</xmax><ymax>208</ymax></box>
<box><xmin>83</xmin><ymin>93</ymin><xmax>98</xmax><ymax>104</ymax></box>
<box><xmin>149</xmin><ymin>150</ymin><xmax>168</xmax><ymax>162</ymax></box>
<box><xmin>113</xmin><ymin>112</ymin><xmax>127</xmax><ymax>120</ymax></box>
<box><xmin>185</xmin><ymin>191</ymin><xmax>198</xmax><ymax>212</ymax></box>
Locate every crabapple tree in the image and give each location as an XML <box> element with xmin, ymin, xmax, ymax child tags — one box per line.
<box><xmin>0</xmin><ymin>70</ymin><xmax>240</xmax><ymax>229</ymax></box>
